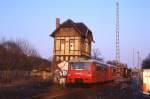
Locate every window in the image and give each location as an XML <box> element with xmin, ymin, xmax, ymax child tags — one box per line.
<box><xmin>96</xmin><ymin>63</ymin><xmax>103</xmax><ymax>71</ymax></box>
<box><xmin>56</xmin><ymin>39</ymin><xmax>60</xmax><ymax>50</ymax></box>
<box><xmin>84</xmin><ymin>63</ymin><xmax>91</xmax><ymax>70</ymax></box>
<box><xmin>61</xmin><ymin>39</ymin><xmax>65</xmax><ymax>50</ymax></box>
<box><xmin>70</xmin><ymin>62</ymin><xmax>91</xmax><ymax>70</ymax></box>
<box><xmin>71</xmin><ymin>62</ymin><xmax>84</xmax><ymax>70</ymax></box>
<box><xmin>70</xmin><ymin>39</ymin><xmax>74</xmax><ymax>50</ymax></box>
<box><xmin>86</xmin><ymin>43</ymin><xmax>88</xmax><ymax>52</ymax></box>
<box><xmin>95</xmin><ymin>63</ymin><xmax>108</xmax><ymax>71</ymax></box>
<box><xmin>96</xmin><ymin>65</ymin><xmax>101</xmax><ymax>71</ymax></box>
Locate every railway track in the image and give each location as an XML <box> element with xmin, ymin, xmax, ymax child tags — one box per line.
<box><xmin>25</xmin><ymin>81</ymin><xmax>116</xmax><ymax>99</ymax></box>
<box><xmin>27</xmin><ymin>87</ymin><xmax>83</xmax><ymax>99</ymax></box>
<box><xmin>0</xmin><ymin>81</ymin><xmax>120</xmax><ymax>99</ymax></box>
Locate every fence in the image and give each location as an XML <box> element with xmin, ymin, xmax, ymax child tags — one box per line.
<box><xmin>0</xmin><ymin>70</ymin><xmax>51</xmax><ymax>87</ymax></box>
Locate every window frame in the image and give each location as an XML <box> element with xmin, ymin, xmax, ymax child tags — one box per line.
<box><xmin>69</xmin><ymin>39</ymin><xmax>75</xmax><ymax>51</ymax></box>
<box><xmin>60</xmin><ymin>39</ymin><xmax>65</xmax><ymax>51</ymax></box>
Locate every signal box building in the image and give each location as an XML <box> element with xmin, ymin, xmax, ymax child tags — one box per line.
<box><xmin>51</xmin><ymin>18</ymin><xmax>94</xmax><ymax>70</ymax></box>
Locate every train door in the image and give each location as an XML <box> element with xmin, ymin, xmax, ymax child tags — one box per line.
<box><xmin>96</xmin><ymin>62</ymin><xmax>103</xmax><ymax>82</ymax></box>
<box><xmin>92</xmin><ymin>62</ymin><xmax>97</xmax><ymax>83</ymax></box>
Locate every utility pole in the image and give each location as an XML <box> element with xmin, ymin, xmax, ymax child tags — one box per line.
<box><xmin>133</xmin><ymin>48</ymin><xmax>135</xmax><ymax>67</ymax></box>
<box><xmin>137</xmin><ymin>51</ymin><xmax>140</xmax><ymax>69</ymax></box>
<box><xmin>137</xmin><ymin>51</ymin><xmax>142</xmax><ymax>90</ymax></box>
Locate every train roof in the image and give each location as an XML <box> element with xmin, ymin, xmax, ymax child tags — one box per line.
<box><xmin>69</xmin><ymin>58</ymin><xmax>106</xmax><ymax>65</ymax></box>
<box><xmin>69</xmin><ymin>58</ymin><xmax>117</xmax><ymax>68</ymax></box>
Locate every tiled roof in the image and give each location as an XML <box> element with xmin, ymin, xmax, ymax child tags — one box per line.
<box><xmin>50</xmin><ymin>19</ymin><xmax>94</xmax><ymax>41</ymax></box>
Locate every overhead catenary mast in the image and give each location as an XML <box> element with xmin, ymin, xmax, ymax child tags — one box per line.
<box><xmin>116</xmin><ymin>0</ymin><xmax>120</xmax><ymax>63</ymax></box>
<box><xmin>115</xmin><ymin>0</ymin><xmax>121</xmax><ymax>77</ymax></box>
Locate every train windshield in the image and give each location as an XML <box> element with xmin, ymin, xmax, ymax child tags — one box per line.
<box><xmin>70</xmin><ymin>62</ymin><xmax>91</xmax><ymax>70</ymax></box>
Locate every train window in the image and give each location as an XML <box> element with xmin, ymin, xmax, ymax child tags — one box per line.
<box><xmin>96</xmin><ymin>63</ymin><xmax>101</xmax><ymax>71</ymax></box>
<box><xmin>96</xmin><ymin>66</ymin><xmax>101</xmax><ymax>71</ymax></box>
<box><xmin>84</xmin><ymin>63</ymin><xmax>91</xmax><ymax>70</ymax></box>
<box><xmin>96</xmin><ymin>63</ymin><xmax>106</xmax><ymax>71</ymax></box>
<box><xmin>70</xmin><ymin>62</ymin><xmax>91</xmax><ymax>70</ymax></box>
<box><xmin>71</xmin><ymin>62</ymin><xmax>84</xmax><ymax>70</ymax></box>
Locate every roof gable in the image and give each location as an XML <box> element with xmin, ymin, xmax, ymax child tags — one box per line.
<box><xmin>75</xmin><ymin>23</ymin><xmax>93</xmax><ymax>41</ymax></box>
<box><xmin>50</xmin><ymin>19</ymin><xmax>94</xmax><ymax>41</ymax></box>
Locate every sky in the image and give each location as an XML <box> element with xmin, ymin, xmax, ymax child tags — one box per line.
<box><xmin>0</xmin><ymin>0</ymin><xmax>150</xmax><ymax>68</ymax></box>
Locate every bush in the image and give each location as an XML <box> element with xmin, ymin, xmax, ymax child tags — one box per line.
<box><xmin>142</xmin><ymin>54</ymin><xmax>150</xmax><ymax>69</ymax></box>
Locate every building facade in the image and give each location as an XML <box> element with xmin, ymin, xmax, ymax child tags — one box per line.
<box><xmin>51</xmin><ymin>18</ymin><xmax>94</xmax><ymax>70</ymax></box>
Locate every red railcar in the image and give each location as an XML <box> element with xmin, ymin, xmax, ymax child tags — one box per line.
<box><xmin>66</xmin><ymin>58</ymin><xmax>115</xmax><ymax>85</ymax></box>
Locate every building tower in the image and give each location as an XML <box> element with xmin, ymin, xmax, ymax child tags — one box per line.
<box><xmin>116</xmin><ymin>0</ymin><xmax>121</xmax><ymax>77</ymax></box>
<box><xmin>50</xmin><ymin>18</ymin><xmax>94</xmax><ymax>72</ymax></box>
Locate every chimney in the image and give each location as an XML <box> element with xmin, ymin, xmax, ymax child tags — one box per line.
<box><xmin>56</xmin><ymin>18</ymin><xmax>60</xmax><ymax>29</ymax></box>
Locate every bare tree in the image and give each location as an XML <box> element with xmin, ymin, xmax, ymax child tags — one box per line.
<box><xmin>0</xmin><ymin>44</ymin><xmax>7</xmax><ymax>70</ymax></box>
<box><xmin>15</xmin><ymin>39</ymin><xmax>39</xmax><ymax>57</ymax></box>
<box><xmin>0</xmin><ymin>39</ymin><xmax>40</xmax><ymax>70</ymax></box>
<box><xmin>0</xmin><ymin>38</ymin><xmax>52</xmax><ymax>84</ymax></box>
<box><xmin>92</xmin><ymin>48</ymin><xmax>103</xmax><ymax>61</ymax></box>
<box><xmin>1</xmin><ymin>40</ymin><xmax>25</xmax><ymax>83</ymax></box>
<box><xmin>142</xmin><ymin>54</ymin><xmax>150</xmax><ymax>69</ymax></box>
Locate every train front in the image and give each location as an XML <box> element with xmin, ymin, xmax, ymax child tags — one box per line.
<box><xmin>66</xmin><ymin>61</ymin><xmax>92</xmax><ymax>84</ymax></box>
